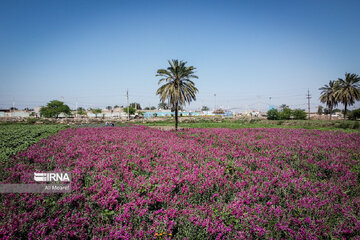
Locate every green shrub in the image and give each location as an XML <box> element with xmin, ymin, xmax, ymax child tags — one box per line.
<box><xmin>292</xmin><ymin>109</ymin><xmax>307</xmax><ymax>120</ymax></box>
<box><xmin>279</xmin><ymin>108</ymin><xmax>292</xmax><ymax>120</ymax></box>
<box><xmin>277</xmin><ymin>120</ymin><xmax>284</xmax><ymax>125</ymax></box>
<box><xmin>338</xmin><ymin>122</ymin><xmax>350</xmax><ymax>129</ymax></box>
<box><xmin>27</xmin><ymin>118</ymin><xmax>37</xmax><ymax>124</ymax></box>
<box><xmin>353</xmin><ymin>121</ymin><xmax>360</xmax><ymax>129</ymax></box>
<box><xmin>267</xmin><ymin>109</ymin><xmax>280</xmax><ymax>120</ymax></box>
<box><xmin>348</xmin><ymin>109</ymin><xmax>360</xmax><ymax>120</ymax></box>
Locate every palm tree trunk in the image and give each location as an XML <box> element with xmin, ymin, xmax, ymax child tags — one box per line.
<box><xmin>344</xmin><ymin>103</ymin><xmax>347</xmax><ymax>120</ymax></box>
<box><xmin>175</xmin><ymin>102</ymin><xmax>178</xmax><ymax>131</ymax></box>
<box><xmin>329</xmin><ymin>106</ymin><xmax>332</xmax><ymax>120</ymax></box>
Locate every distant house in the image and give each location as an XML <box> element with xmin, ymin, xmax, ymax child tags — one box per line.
<box><xmin>0</xmin><ymin>109</ymin><xmax>30</xmax><ymax>118</ymax></box>
<box><xmin>142</xmin><ymin>110</ymin><xmax>232</xmax><ymax>119</ymax></box>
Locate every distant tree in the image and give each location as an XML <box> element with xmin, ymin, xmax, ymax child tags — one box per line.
<box><xmin>123</xmin><ymin>106</ymin><xmax>136</xmax><ymax>115</ymax></box>
<box><xmin>335</xmin><ymin>73</ymin><xmax>360</xmax><ymax>119</ymax></box>
<box><xmin>106</xmin><ymin>106</ymin><xmax>112</xmax><ymax>111</ymax></box>
<box><xmin>201</xmin><ymin>106</ymin><xmax>209</xmax><ymax>111</ymax></box>
<box><xmin>267</xmin><ymin>109</ymin><xmax>280</xmax><ymax>120</ymax></box>
<box><xmin>158</xmin><ymin>102</ymin><xmax>169</xmax><ymax>110</ymax></box>
<box><xmin>40</xmin><ymin>100</ymin><xmax>71</xmax><ymax>118</ymax></box>
<box><xmin>292</xmin><ymin>109</ymin><xmax>307</xmax><ymax>120</ymax></box>
<box><xmin>323</xmin><ymin>108</ymin><xmax>330</xmax><ymax>115</ymax></box>
<box><xmin>171</xmin><ymin>105</ymin><xmax>183</xmax><ymax>112</ymax></box>
<box><xmin>156</xmin><ymin>60</ymin><xmax>199</xmax><ymax>131</ymax></box>
<box><xmin>77</xmin><ymin>107</ymin><xmax>86</xmax><ymax>115</ymax></box>
<box><xmin>319</xmin><ymin>80</ymin><xmax>339</xmax><ymax>119</ymax></box>
<box><xmin>279</xmin><ymin>107</ymin><xmax>292</xmax><ymax>120</ymax></box>
<box><xmin>317</xmin><ymin>106</ymin><xmax>323</xmax><ymax>115</ymax></box>
<box><xmin>91</xmin><ymin>108</ymin><xmax>102</xmax><ymax>118</ymax></box>
<box><xmin>10</xmin><ymin>107</ymin><xmax>18</xmax><ymax>111</ymax></box>
<box><xmin>144</xmin><ymin>107</ymin><xmax>150</xmax><ymax>110</ymax></box>
<box><xmin>279</xmin><ymin>104</ymin><xmax>289</xmax><ymax>111</ymax></box>
<box><xmin>348</xmin><ymin>108</ymin><xmax>360</xmax><ymax>120</ymax></box>
<box><xmin>23</xmin><ymin>107</ymin><xmax>33</xmax><ymax>111</ymax></box>
<box><xmin>130</xmin><ymin>102</ymin><xmax>142</xmax><ymax>110</ymax></box>
<box><xmin>150</xmin><ymin>106</ymin><xmax>156</xmax><ymax>110</ymax></box>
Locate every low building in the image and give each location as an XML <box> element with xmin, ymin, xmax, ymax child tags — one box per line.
<box><xmin>143</xmin><ymin>110</ymin><xmax>232</xmax><ymax>119</ymax></box>
<box><xmin>0</xmin><ymin>109</ymin><xmax>30</xmax><ymax>118</ymax></box>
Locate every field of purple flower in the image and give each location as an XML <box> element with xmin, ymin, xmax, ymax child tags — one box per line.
<box><xmin>1</xmin><ymin>125</ymin><xmax>360</xmax><ymax>239</ymax></box>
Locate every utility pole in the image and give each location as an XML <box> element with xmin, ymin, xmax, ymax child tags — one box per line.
<box><xmin>306</xmin><ymin>89</ymin><xmax>311</xmax><ymax>120</ymax></box>
<box><xmin>127</xmin><ymin>89</ymin><xmax>129</xmax><ymax>121</ymax></box>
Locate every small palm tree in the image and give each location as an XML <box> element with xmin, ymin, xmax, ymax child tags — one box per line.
<box><xmin>156</xmin><ymin>59</ymin><xmax>199</xmax><ymax>131</ymax></box>
<box><xmin>335</xmin><ymin>73</ymin><xmax>360</xmax><ymax>119</ymax></box>
<box><xmin>319</xmin><ymin>80</ymin><xmax>339</xmax><ymax>120</ymax></box>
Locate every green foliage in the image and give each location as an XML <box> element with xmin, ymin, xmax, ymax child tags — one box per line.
<box><xmin>150</xmin><ymin>106</ymin><xmax>156</xmax><ymax>110</ymax></box>
<box><xmin>26</xmin><ymin>118</ymin><xmax>37</xmax><ymax>124</ymax></box>
<box><xmin>319</xmin><ymin>80</ymin><xmax>339</xmax><ymax>119</ymax></box>
<box><xmin>0</xmin><ymin>124</ymin><xmax>68</xmax><ymax>178</ymax></box>
<box><xmin>40</xmin><ymin>100</ymin><xmax>71</xmax><ymax>118</ymax></box>
<box><xmin>317</xmin><ymin>106</ymin><xmax>323</xmax><ymax>115</ymax></box>
<box><xmin>268</xmin><ymin>107</ymin><xmax>305</xmax><ymax>120</ymax></box>
<box><xmin>91</xmin><ymin>108</ymin><xmax>102</xmax><ymax>118</ymax></box>
<box><xmin>323</xmin><ymin>108</ymin><xmax>331</xmax><ymax>115</ymax></box>
<box><xmin>320</xmin><ymin>73</ymin><xmax>360</xmax><ymax>119</ymax></box>
<box><xmin>347</xmin><ymin>108</ymin><xmax>360</xmax><ymax>120</ymax></box>
<box><xmin>335</xmin><ymin>73</ymin><xmax>360</xmax><ymax>118</ymax></box>
<box><xmin>124</xmin><ymin>106</ymin><xmax>136</xmax><ymax>115</ymax></box>
<box><xmin>201</xmin><ymin>106</ymin><xmax>209</xmax><ymax>111</ymax></box>
<box><xmin>129</xmin><ymin>103</ymin><xmax>142</xmax><ymax>110</ymax></box>
<box><xmin>279</xmin><ymin>104</ymin><xmax>289</xmax><ymax>111</ymax></box>
<box><xmin>158</xmin><ymin>102</ymin><xmax>169</xmax><ymax>110</ymax></box>
<box><xmin>267</xmin><ymin>109</ymin><xmax>280</xmax><ymax>120</ymax></box>
<box><xmin>156</xmin><ymin>59</ymin><xmax>199</xmax><ymax>130</ymax></box>
<box><xmin>77</xmin><ymin>107</ymin><xmax>87</xmax><ymax>115</ymax></box>
<box><xmin>279</xmin><ymin>107</ymin><xmax>292</xmax><ymax>120</ymax></box>
<box><xmin>106</xmin><ymin>106</ymin><xmax>112</xmax><ymax>110</ymax></box>
<box><xmin>292</xmin><ymin>109</ymin><xmax>307</xmax><ymax>120</ymax></box>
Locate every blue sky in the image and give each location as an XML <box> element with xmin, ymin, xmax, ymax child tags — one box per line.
<box><xmin>0</xmin><ymin>0</ymin><xmax>359</xmax><ymax>112</ymax></box>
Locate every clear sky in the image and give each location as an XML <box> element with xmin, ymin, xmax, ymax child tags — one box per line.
<box><xmin>1</xmin><ymin>0</ymin><xmax>359</xmax><ymax>112</ymax></box>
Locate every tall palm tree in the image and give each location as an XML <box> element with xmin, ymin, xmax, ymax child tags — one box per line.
<box><xmin>156</xmin><ymin>59</ymin><xmax>199</xmax><ymax>131</ymax></box>
<box><xmin>335</xmin><ymin>73</ymin><xmax>360</xmax><ymax>119</ymax></box>
<box><xmin>319</xmin><ymin>80</ymin><xmax>339</xmax><ymax>120</ymax></box>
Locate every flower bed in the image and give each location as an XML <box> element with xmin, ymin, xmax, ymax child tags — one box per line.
<box><xmin>1</xmin><ymin>126</ymin><xmax>359</xmax><ymax>239</ymax></box>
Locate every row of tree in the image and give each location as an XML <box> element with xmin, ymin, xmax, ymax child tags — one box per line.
<box><xmin>40</xmin><ymin>101</ymin><xmax>107</xmax><ymax>118</ymax></box>
<box><xmin>267</xmin><ymin>105</ymin><xmax>307</xmax><ymax>120</ymax></box>
<box><xmin>319</xmin><ymin>73</ymin><xmax>360</xmax><ymax>119</ymax></box>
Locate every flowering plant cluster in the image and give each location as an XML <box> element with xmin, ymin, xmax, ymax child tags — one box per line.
<box><xmin>1</xmin><ymin>126</ymin><xmax>359</xmax><ymax>239</ymax></box>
